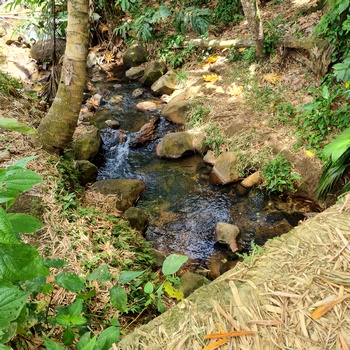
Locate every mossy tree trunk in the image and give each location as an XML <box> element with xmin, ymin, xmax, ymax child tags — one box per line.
<box><xmin>240</xmin><ymin>0</ymin><xmax>264</xmax><ymax>58</ymax></box>
<box><xmin>37</xmin><ymin>0</ymin><xmax>89</xmax><ymax>153</ymax></box>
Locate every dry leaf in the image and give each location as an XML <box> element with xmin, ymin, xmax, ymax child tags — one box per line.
<box><xmin>227</xmin><ymin>83</ymin><xmax>243</xmax><ymax>96</ymax></box>
<box><xmin>98</xmin><ymin>24</ymin><xmax>109</xmax><ymax>33</ymax></box>
<box><xmin>311</xmin><ymin>295</ymin><xmax>349</xmax><ymax>319</ymax></box>
<box><xmin>238</xmin><ymin>47</ymin><xmax>246</xmax><ymax>52</ymax></box>
<box><xmin>104</xmin><ymin>51</ymin><xmax>114</xmax><ymax>63</ymax></box>
<box><xmin>202</xmin><ymin>339</ymin><xmax>227</xmax><ymax>350</ymax></box>
<box><xmin>305</xmin><ymin>150</ymin><xmax>315</xmax><ymax>158</ymax></box>
<box><xmin>203</xmin><ymin>74</ymin><xmax>218</xmax><ymax>82</ymax></box>
<box><xmin>87</xmin><ymin>98</ymin><xmax>99</xmax><ymax>107</ymax></box>
<box><xmin>204</xmin><ymin>330</ymin><xmax>256</xmax><ymax>339</ymax></box>
<box><xmin>263</xmin><ymin>73</ymin><xmax>283</xmax><ymax>85</ymax></box>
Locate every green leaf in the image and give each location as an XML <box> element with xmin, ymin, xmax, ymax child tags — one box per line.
<box><xmin>68</xmin><ymin>300</ymin><xmax>83</xmax><ymax>317</ymax></box>
<box><xmin>7</xmin><ymin>213</ymin><xmax>43</xmax><ymax>234</ymax></box>
<box><xmin>1</xmin><ymin>166</ymin><xmax>42</xmax><ymax>192</ymax></box>
<box><xmin>162</xmin><ymin>254</ymin><xmax>188</xmax><ymax>276</ymax></box>
<box><xmin>55</xmin><ymin>272</ymin><xmax>85</xmax><ymax>292</ymax></box>
<box><xmin>95</xmin><ymin>326</ymin><xmax>120</xmax><ymax>350</ymax></box>
<box><xmin>43</xmin><ymin>258</ymin><xmax>68</xmax><ymax>268</ymax></box>
<box><xmin>0</xmin><ymin>117</ymin><xmax>36</xmax><ymax>134</ymax></box>
<box><xmin>0</xmin><ymin>322</ymin><xmax>17</xmax><ymax>344</ymax></box>
<box><xmin>110</xmin><ymin>285</ymin><xmax>128</xmax><ymax>312</ymax></box>
<box><xmin>0</xmin><ymin>286</ymin><xmax>29</xmax><ymax>328</ymax></box>
<box><xmin>0</xmin><ymin>208</ymin><xmax>20</xmax><ymax>244</ymax></box>
<box><xmin>12</xmin><ymin>156</ymin><xmax>38</xmax><ymax>168</ymax></box>
<box><xmin>0</xmin><ymin>243</ymin><xmax>49</xmax><ymax>282</ymax></box>
<box><xmin>63</xmin><ymin>326</ymin><xmax>75</xmax><ymax>346</ymax></box>
<box><xmin>144</xmin><ymin>281</ymin><xmax>154</xmax><ymax>294</ymax></box>
<box><xmin>0</xmin><ymin>342</ymin><xmax>14</xmax><ymax>349</ymax></box>
<box><xmin>77</xmin><ymin>333</ymin><xmax>97</xmax><ymax>350</ymax></box>
<box><xmin>118</xmin><ymin>270</ymin><xmax>144</xmax><ymax>284</ymax></box>
<box><xmin>87</xmin><ymin>265</ymin><xmax>111</xmax><ymax>282</ymax></box>
<box><xmin>44</xmin><ymin>337</ymin><xmax>65</xmax><ymax>350</ymax></box>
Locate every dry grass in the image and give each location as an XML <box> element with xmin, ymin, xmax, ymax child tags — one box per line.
<box><xmin>117</xmin><ymin>193</ymin><xmax>350</xmax><ymax>349</ymax></box>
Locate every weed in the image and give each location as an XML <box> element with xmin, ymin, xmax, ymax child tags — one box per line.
<box><xmin>262</xmin><ymin>154</ymin><xmax>301</xmax><ymax>194</ymax></box>
<box><xmin>186</xmin><ymin>98</ymin><xmax>210</xmax><ymax>128</ymax></box>
<box><xmin>263</xmin><ymin>16</ymin><xmax>285</xmax><ymax>55</ymax></box>
<box><xmin>228</xmin><ymin>46</ymin><xmax>256</xmax><ymax>63</ymax></box>
<box><xmin>0</xmin><ymin>71</ymin><xmax>22</xmax><ymax>96</ymax></box>
<box><xmin>236</xmin><ymin>241</ymin><xmax>265</xmax><ymax>264</ymax></box>
<box><xmin>203</xmin><ymin>122</ymin><xmax>226</xmax><ymax>156</ymax></box>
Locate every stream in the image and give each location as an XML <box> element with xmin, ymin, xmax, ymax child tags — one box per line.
<box><xmin>91</xmin><ymin>77</ymin><xmax>309</xmax><ymax>271</ymax></box>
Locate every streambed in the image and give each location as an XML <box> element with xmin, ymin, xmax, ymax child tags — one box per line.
<box><xmin>91</xmin><ymin>78</ymin><xmax>312</xmax><ymax>271</ymax></box>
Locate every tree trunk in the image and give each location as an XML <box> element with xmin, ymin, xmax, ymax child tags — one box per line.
<box><xmin>240</xmin><ymin>0</ymin><xmax>264</xmax><ymax>58</ymax></box>
<box><xmin>37</xmin><ymin>0</ymin><xmax>89</xmax><ymax>153</ymax></box>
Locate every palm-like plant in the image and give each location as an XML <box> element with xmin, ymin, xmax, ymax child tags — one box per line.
<box><xmin>316</xmin><ymin>127</ymin><xmax>350</xmax><ymax>199</ymax></box>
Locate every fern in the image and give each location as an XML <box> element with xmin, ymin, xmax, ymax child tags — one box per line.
<box><xmin>175</xmin><ymin>6</ymin><xmax>211</xmax><ymax>35</ymax></box>
<box><xmin>150</xmin><ymin>5</ymin><xmax>171</xmax><ymax>24</ymax></box>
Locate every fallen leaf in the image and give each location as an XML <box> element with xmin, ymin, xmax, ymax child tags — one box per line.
<box><xmin>87</xmin><ymin>98</ymin><xmax>99</xmax><ymax>107</ymax></box>
<box><xmin>345</xmin><ymin>81</ymin><xmax>350</xmax><ymax>89</ymax></box>
<box><xmin>238</xmin><ymin>47</ymin><xmax>246</xmax><ymax>52</ymax></box>
<box><xmin>203</xmin><ymin>74</ymin><xmax>218</xmax><ymax>83</ymax></box>
<box><xmin>204</xmin><ymin>330</ymin><xmax>256</xmax><ymax>339</ymax></box>
<box><xmin>207</xmin><ymin>56</ymin><xmax>219</xmax><ymax>63</ymax></box>
<box><xmin>263</xmin><ymin>73</ymin><xmax>283</xmax><ymax>85</ymax></box>
<box><xmin>305</xmin><ymin>150</ymin><xmax>315</xmax><ymax>158</ymax></box>
<box><xmin>311</xmin><ymin>295</ymin><xmax>349</xmax><ymax>319</ymax></box>
<box><xmin>227</xmin><ymin>83</ymin><xmax>243</xmax><ymax>96</ymax></box>
<box><xmin>202</xmin><ymin>339</ymin><xmax>227</xmax><ymax>350</ymax></box>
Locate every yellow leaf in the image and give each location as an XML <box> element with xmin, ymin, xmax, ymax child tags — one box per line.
<box><xmin>163</xmin><ymin>281</ymin><xmax>184</xmax><ymax>300</ymax></box>
<box><xmin>263</xmin><ymin>73</ymin><xmax>283</xmax><ymax>85</ymax></box>
<box><xmin>227</xmin><ymin>83</ymin><xmax>243</xmax><ymax>96</ymax></box>
<box><xmin>305</xmin><ymin>150</ymin><xmax>315</xmax><ymax>158</ymax></box>
<box><xmin>345</xmin><ymin>81</ymin><xmax>350</xmax><ymax>89</ymax></box>
<box><xmin>207</xmin><ymin>56</ymin><xmax>219</xmax><ymax>63</ymax></box>
<box><xmin>311</xmin><ymin>295</ymin><xmax>349</xmax><ymax>319</ymax></box>
<box><xmin>238</xmin><ymin>48</ymin><xmax>246</xmax><ymax>52</ymax></box>
<box><xmin>202</xmin><ymin>339</ymin><xmax>227</xmax><ymax>350</ymax></box>
<box><xmin>204</xmin><ymin>330</ymin><xmax>256</xmax><ymax>340</ymax></box>
<box><xmin>203</xmin><ymin>74</ymin><xmax>218</xmax><ymax>82</ymax></box>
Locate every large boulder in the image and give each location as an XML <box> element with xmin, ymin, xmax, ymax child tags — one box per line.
<box><xmin>161</xmin><ymin>91</ymin><xmax>189</xmax><ymax>124</ymax></box>
<box><xmin>140</xmin><ymin>61</ymin><xmax>167</xmax><ymax>86</ymax></box>
<box><xmin>92</xmin><ymin>179</ymin><xmax>146</xmax><ymax>212</ymax></box>
<box><xmin>156</xmin><ymin>131</ymin><xmax>206</xmax><ymax>158</ymax></box>
<box><xmin>30</xmin><ymin>39</ymin><xmax>66</xmax><ymax>64</ymax></box>
<box><xmin>151</xmin><ymin>71</ymin><xmax>178</xmax><ymax>96</ymax></box>
<box><xmin>73</xmin><ymin>125</ymin><xmax>101</xmax><ymax>161</ymax></box>
<box><xmin>123</xmin><ymin>41</ymin><xmax>148</xmax><ymax>67</ymax></box>
<box><xmin>209</xmin><ymin>151</ymin><xmax>240</xmax><ymax>185</ymax></box>
<box><xmin>178</xmin><ymin>273</ymin><xmax>210</xmax><ymax>298</ymax></box>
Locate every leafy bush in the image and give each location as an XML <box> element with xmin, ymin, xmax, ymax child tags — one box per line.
<box><xmin>263</xmin><ymin>16</ymin><xmax>285</xmax><ymax>55</ymax></box>
<box><xmin>262</xmin><ymin>154</ymin><xmax>301</xmax><ymax>193</ymax></box>
<box><xmin>315</xmin><ymin>0</ymin><xmax>350</xmax><ymax>64</ymax></box>
<box><xmin>0</xmin><ymin>72</ymin><xmax>22</xmax><ymax>96</ymax></box>
<box><xmin>295</xmin><ymin>82</ymin><xmax>349</xmax><ymax>152</ymax></box>
<box><xmin>316</xmin><ymin>127</ymin><xmax>350</xmax><ymax>199</ymax></box>
<box><xmin>204</xmin><ymin>122</ymin><xmax>226</xmax><ymax>156</ymax></box>
<box><xmin>213</xmin><ymin>0</ymin><xmax>243</xmax><ymax>28</ymax></box>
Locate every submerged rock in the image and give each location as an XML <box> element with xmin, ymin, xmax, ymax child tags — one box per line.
<box><xmin>130</xmin><ymin>116</ymin><xmax>160</xmax><ymax>148</ymax></box>
<box><xmin>215</xmin><ymin>222</ymin><xmax>241</xmax><ymax>252</ymax></box>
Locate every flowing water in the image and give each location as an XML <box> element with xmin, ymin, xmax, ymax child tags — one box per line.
<box><xmin>92</xmin><ymin>79</ymin><xmax>309</xmax><ymax>269</ymax></box>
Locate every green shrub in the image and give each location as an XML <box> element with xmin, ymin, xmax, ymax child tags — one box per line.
<box><xmin>262</xmin><ymin>154</ymin><xmax>301</xmax><ymax>193</ymax></box>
